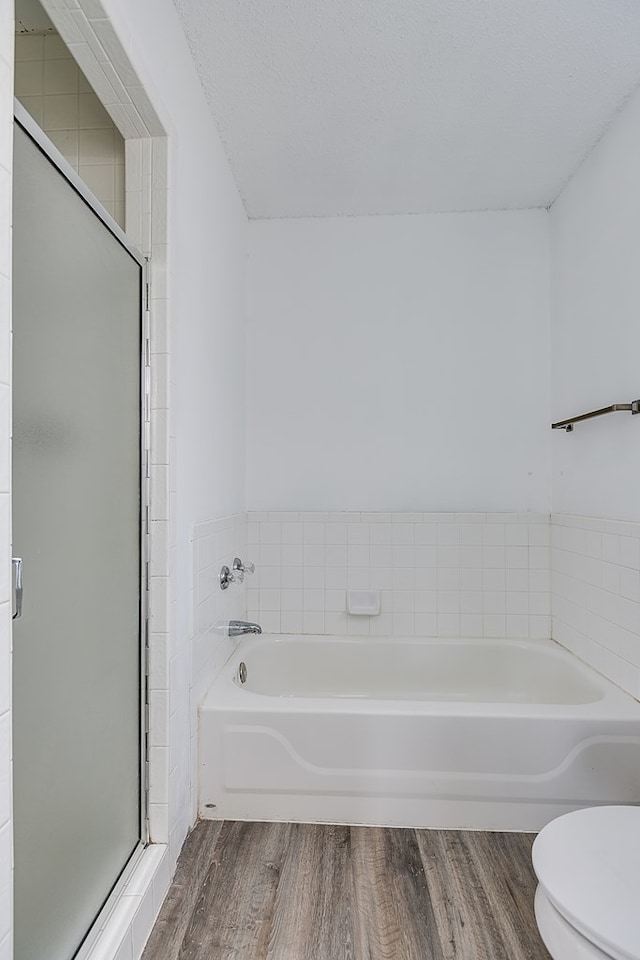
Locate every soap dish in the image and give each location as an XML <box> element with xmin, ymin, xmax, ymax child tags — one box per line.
<box><xmin>347</xmin><ymin>590</ymin><xmax>381</xmax><ymax>616</ymax></box>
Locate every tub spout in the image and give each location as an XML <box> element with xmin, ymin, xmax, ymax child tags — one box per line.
<box><xmin>228</xmin><ymin>619</ymin><xmax>262</xmax><ymax>637</ymax></box>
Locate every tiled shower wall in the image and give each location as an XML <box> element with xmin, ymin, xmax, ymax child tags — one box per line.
<box><xmin>14</xmin><ymin>32</ymin><xmax>125</xmax><ymax>227</ymax></box>
<box><xmin>551</xmin><ymin>515</ymin><xmax>640</xmax><ymax>700</ymax></box>
<box><xmin>246</xmin><ymin>512</ymin><xmax>551</xmax><ymax>638</ymax></box>
<box><xmin>190</xmin><ymin>513</ymin><xmax>246</xmax><ymax>816</ymax></box>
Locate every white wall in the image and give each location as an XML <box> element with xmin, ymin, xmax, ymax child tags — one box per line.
<box><xmin>0</xmin><ymin>0</ymin><xmax>12</xmax><ymax>951</ymax></box>
<box><xmin>549</xmin><ymin>83</ymin><xmax>640</xmax><ymax>695</ymax></box>
<box><xmin>550</xmin><ymin>85</ymin><xmax>640</xmax><ymax>522</ymax></box>
<box><xmin>247</xmin><ymin>211</ymin><xmax>551</xmax><ymax>513</ymax></box>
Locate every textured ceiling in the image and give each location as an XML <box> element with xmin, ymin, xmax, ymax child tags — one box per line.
<box><xmin>173</xmin><ymin>0</ymin><xmax>640</xmax><ymax>218</ymax></box>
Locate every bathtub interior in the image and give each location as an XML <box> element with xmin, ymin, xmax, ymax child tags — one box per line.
<box><xmin>232</xmin><ymin>635</ymin><xmax>604</xmax><ymax>704</ymax></box>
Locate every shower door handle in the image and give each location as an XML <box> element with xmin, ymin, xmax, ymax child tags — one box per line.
<box><xmin>12</xmin><ymin>558</ymin><xmax>23</xmax><ymax>620</ymax></box>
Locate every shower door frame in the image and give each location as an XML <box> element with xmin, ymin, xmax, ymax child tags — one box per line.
<box><xmin>13</xmin><ymin>98</ymin><xmax>151</xmax><ymax>960</ymax></box>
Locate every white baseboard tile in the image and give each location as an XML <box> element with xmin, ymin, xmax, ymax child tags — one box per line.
<box><xmin>85</xmin><ymin>844</ymin><xmax>169</xmax><ymax>960</ymax></box>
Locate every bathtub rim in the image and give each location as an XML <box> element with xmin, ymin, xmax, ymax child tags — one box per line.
<box><xmin>201</xmin><ymin>634</ymin><xmax>640</xmax><ymax>720</ymax></box>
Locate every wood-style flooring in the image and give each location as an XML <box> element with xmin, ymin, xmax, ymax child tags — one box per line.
<box><xmin>142</xmin><ymin>821</ymin><xmax>551</xmax><ymax>960</ymax></box>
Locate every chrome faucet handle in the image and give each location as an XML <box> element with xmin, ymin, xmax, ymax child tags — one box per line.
<box><xmin>232</xmin><ymin>557</ymin><xmax>255</xmax><ymax>582</ymax></box>
<box><xmin>220</xmin><ymin>559</ymin><xmax>255</xmax><ymax>589</ymax></box>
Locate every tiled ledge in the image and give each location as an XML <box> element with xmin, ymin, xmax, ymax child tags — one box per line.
<box><xmin>248</xmin><ymin>510</ymin><xmax>549</xmax><ymax>523</ymax></box>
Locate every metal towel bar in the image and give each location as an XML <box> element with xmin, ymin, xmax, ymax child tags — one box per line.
<box><xmin>552</xmin><ymin>400</ymin><xmax>640</xmax><ymax>432</ymax></box>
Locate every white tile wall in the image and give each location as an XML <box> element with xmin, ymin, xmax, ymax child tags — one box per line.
<box><xmin>15</xmin><ymin>31</ymin><xmax>126</xmax><ymax>226</ymax></box>
<box><xmin>132</xmin><ymin>134</ymin><xmax>171</xmax><ymax>862</ymax></box>
<box><xmin>552</xmin><ymin>514</ymin><xmax>640</xmax><ymax>699</ymax></box>
<box><xmin>190</xmin><ymin>513</ymin><xmax>247</xmax><ymax>818</ymax></box>
<box><xmin>0</xmin><ymin>1</ymin><xmax>12</xmax><ymax>956</ymax></box>
<box><xmin>247</xmin><ymin>512</ymin><xmax>551</xmax><ymax>638</ymax></box>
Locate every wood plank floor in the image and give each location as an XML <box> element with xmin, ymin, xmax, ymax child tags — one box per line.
<box><xmin>142</xmin><ymin>822</ymin><xmax>551</xmax><ymax>960</ymax></box>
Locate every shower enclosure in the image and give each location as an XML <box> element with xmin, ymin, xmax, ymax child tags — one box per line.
<box><xmin>12</xmin><ymin>106</ymin><xmax>147</xmax><ymax>960</ymax></box>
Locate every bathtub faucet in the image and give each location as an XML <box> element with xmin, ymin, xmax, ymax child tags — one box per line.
<box><xmin>228</xmin><ymin>619</ymin><xmax>262</xmax><ymax>637</ymax></box>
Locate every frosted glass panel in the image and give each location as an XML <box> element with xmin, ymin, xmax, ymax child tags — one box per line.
<box><xmin>12</xmin><ymin>123</ymin><xmax>142</xmax><ymax>960</ymax></box>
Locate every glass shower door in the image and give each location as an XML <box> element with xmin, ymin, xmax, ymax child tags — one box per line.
<box><xmin>12</xmin><ymin>120</ymin><xmax>144</xmax><ymax>960</ymax></box>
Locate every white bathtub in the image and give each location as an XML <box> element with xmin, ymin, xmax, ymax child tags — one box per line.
<box><xmin>199</xmin><ymin>635</ymin><xmax>640</xmax><ymax>831</ymax></box>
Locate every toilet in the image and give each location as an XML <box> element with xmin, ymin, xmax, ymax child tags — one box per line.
<box><xmin>532</xmin><ymin>806</ymin><xmax>640</xmax><ymax>960</ymax></box>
